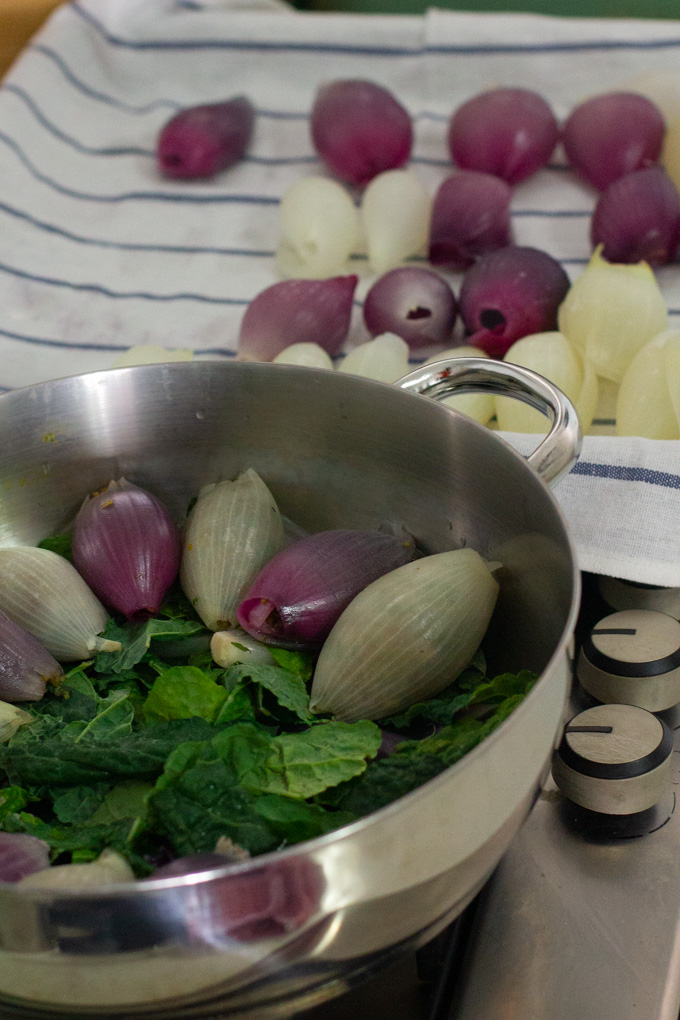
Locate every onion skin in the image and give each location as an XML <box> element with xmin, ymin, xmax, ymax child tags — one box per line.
<box><xmin>448</xmin><ymin>88</ymin><xmax>558</xmax><ymax>185</ymax></box>
<box><xmin>590</xmin><ymin>167</ymin><xmax>680</xmax><ymax>266</ymax></box>
<box><xmin>310</xmin><ymin>79</ymin><xmax>412</xmax><ymax>187</ymax></box>
<box><xmin>0</xmin><ymin>832</ymin><xmax>50</xmax><ymax>883</ymax></box>
<box><xmin>0</xmin><ymin>609</ymin><xmax>62</xmax><ymax>702</ymax></box>
<box><xmin>363</xmin><ymin>267</ymin><xmax>458</xmax><ymax>349</ymax></box>
<box><xmin>563</xmin><ymin>92</ymin><xmax>665</xmax><ymax>191</ymax></box>
<box><xmin>459</xmin><ymin>246</ymin><xmax>571</xmax><ymax>359</ymax></box>
<box><xmin>72</xmin><ymin>479</ymin><xmax>180</xmax><ymax>622</ymax></box>
<box><xmin>237</xmin><ymin>529</ymin><xmax>417</xmax><ymax>650</ymax></box>
<box><xmin>157</xmin><ymin>97</ymin><xmax>255</xmax><ymax>180</ymax></box>
<box><xmin>428</xmin><ymin>171</ymin><xmax>512</xmax><ymax>271</ymax></box>
<box><xmin>237</xmin><ymin>276</ymin><xmax>358</xmax><ymax>362</ymax></box>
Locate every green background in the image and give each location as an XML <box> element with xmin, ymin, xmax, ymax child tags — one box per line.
<box><xmin>292</xmin><ymin>0</ymin><xmax>680</xmax><ymax>18</ymax></box>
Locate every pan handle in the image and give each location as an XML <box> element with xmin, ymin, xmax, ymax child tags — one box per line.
<box><xmin>396</xmin><ymin>357</ymin><xmax>582</xmax><ymax>488</ymax></box>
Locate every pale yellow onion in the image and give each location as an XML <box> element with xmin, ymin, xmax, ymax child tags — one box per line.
<box><xmin>19</xmin><ymin>850</ymin><xmax>134</xmax><ymax>889</ymax></box>
<box><xmin>664</xmin><ymin>335</ymin><xmax>680</xmax><ymax>432</ymax></box>
<box><xmin>557</xmin><ymin>247</ymin><xmax>668</xmax><ymax>384</ymax></box>
<box><xmin>424</xmin><ymin>346</ymin><xmax>494</xmax><ymax>425</ymax></box>
<box><xmin>662</xmin><ymin>114</ymin><xmax>680</xmax><ymax>193</ymax></box>
<box><xmin>0</xmin><ymin>547</ymin><xmax>120</xmax><ymax>661</ymax></box>
<box><xmin>272</xmin><ymin>343</ymin><xmax>334</xmax><ymax>370</ymax></box>
<box><xmin>276</xmin><ymin>176</ymin><xmax>359</xmax><ymax>280</ymax></box>
<box><xmin>0</xmin><ymin>702</ymin><xmax>32</xmax><ymax>743</ymax></box>
<box><xmin>339</xmin><ymin>333</ymin><xmax>409</xmax><ymax>383</ymax></box>
<box><xmin>616</xmin><ymin>329</ymin><xmax>680</xmax><ymax>439</ymax></box>
<box><xmin>310</xmin><ymin>548</ymin><xmax>499</xmax><ymax>722</ymax></box>
<box><xmin>112</xmin><ymin>345</ymin><xmax>193</xmax><ymax>369</ymax></box>
<box><xmin>577</xmin><ymin>356</ymin><xmax>599</xmax><ymax>434</ymax></box>
<box><xmin>497</xmin><ymin>332</ymin><xmax>583</xmax><ymax>434</ymax></box>
<box><xmin>181</xmin><ymin>468</ymin><xmax>284</xmax><ymax>631</ymax></box>
<box><xmin>210</xmin><ymin>628</ymin><xmax>276</xmax><ymax>669</ymax></box>
<box><xmin>361</xmin><ymin>169</ymin><xmax>432</xmax><ymax>274</ymax></box>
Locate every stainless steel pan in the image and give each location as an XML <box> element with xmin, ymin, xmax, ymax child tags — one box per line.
<box><xmin>0</xmin><ymin>357</ymin><xmax>581</xmax><ymax>1018</ymax></box>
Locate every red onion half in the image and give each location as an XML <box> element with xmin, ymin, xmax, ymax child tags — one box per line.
<box><xmin>563</xmin><ymin>92</ymin><xmax>665</xmax><ymax>191</ymax></box>
<box><xmin>428</xmin><ymin>171</ymin><xmax>513</xmax><ymax>271</ymax></box>
<box><xmin>0</xmin><ymin>833</ymin><xmax>50</xmax><ymax>883</ymax></box>
<box><xmin>0</xmin><ymin>608</ymin><xmax>62</xmax><ymax>701</ymax></box>
<box><xmin>459</xmin><ymin>246</ymin><xmax>571</xmax><ymax>359</ymax></box>
<box><xmin>448</xmin><ymin>88</ymin><xmax>559</xmax><ymax>185</ymax></box>
<box><xmin>237</xmin><ymin>276</ymin><xmax>358</xmax><ymax>362</ymax></box>
<box><xmin>310</xmin><ymin>80</ymin><xmax>413</xmax><ymax>187</ymax></box>
<box><xmin>237</xmin><ymin>528</ymin><xmax>417</xmax><ymax>650</ymax></box>
<box><xmin>157</xmin><ymin>97</ymin><xmax>255</xmax><ymax>180</ymax></box>
<box><xmin>590</xmin><ymin>166</ymin><xmax>680</xmax><ymax>266</ymax></box>
<box><xmin>363</xmin><ymin>267</ymin><xmax>458</xmax><ymax>349</ymax></box>
<box><xmin>73</xmin><ymin>479</ymin><xmax>180</xmax><ymax>622</ymax></box>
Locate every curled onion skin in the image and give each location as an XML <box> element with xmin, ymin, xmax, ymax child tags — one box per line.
<box><xmin>428</xmin><ymin>171</ymin><xmax>512</xmax><ymax>271</ymax></box>
<box><xmin>0</xmin><ymin>832</ymin><xmax>50</xmax><ymax>883</ymax></box>
<box><xmin>0</xmin><ymin>609</ymin><xmax>62</xmax><ymax>702</ymax></box>
<box><xmin>590</xmin><ymin>166</ymin><xmax>680</xmax><ymax>266</ymax></box>
<box><xmin>310</xmin><ymin>79</ymin><xmax>413</xmax><ymax>187</ymax></box>
<box><xmin>448</xmin><ymin>88</ymin><xmax>559</xmax><ymax>185</ymax></box>
<box><xmin>237</xmin><ymin>276</ymin><xmax>358</xmax><ymax>362</ymax></box>
<box><xmin>563</xmin><ymin>92</ymin><xmax>665</xmax><ymax>191</ymax></box>
<box><xmin>237</xmin><ymin>528</ymin><xmax>417</xmax><ymax>649</ymax></box>
<box><xmin>157</xmin><ymin>97</ymin><xmax>255</xmax><ymax>180</ymax></box>
<box><xmin>73</xmin><ymin>479</ymin><xmax>180</xmax><ymax>622</ymax></box>
<box><xmin>459</xmin><ymin>246</ymin><xmax>571</xmax><ymax>359</ymax></box>
<box><xmin>363</xmin><ymin>267</ymin><xmax>458</xmax><ymax>349</ymax></box>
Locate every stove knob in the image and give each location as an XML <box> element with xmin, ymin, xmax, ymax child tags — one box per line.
<box><xmin>598</xmin><ymin>575</ymin><xmax>680</xmax><ymax>620</ymax></box>
<box><xmin>552</xmin><ymin>703</ymin><xmax>673</xmax><ymax>814</ymax></box>
<box><xmin>577</xmin><ymin>609</ymin><xmax>680</xmax><ymax>711</ymax></box>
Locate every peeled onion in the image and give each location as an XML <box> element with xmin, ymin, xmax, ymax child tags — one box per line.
<box><xmin>616</xmin><ymin>329</ymin><xmax>680</xmax><ymax>439</ymax></box>
<box><xmin>448</xmin><ymin>88</ymin><xmax>558</xmax><ymax>185</ymax></box>
<box><xmin>310</xmin><ymin>79</ymin><xmax>412</xmax><ymax>187</ymax></box>
<box><xmin>424</xmin><ymin>346</ymin><xmax>494</xmax><ymax>425</ymax></box>
<box><xmin>361</xmin><ymin>169</ymin><xmax>431</xmax><ymax>273</ymax></box>
<box><xmin>272</xmin><ymin>343</ymin><xmax>333</xmax><ymax>370</ymax></box>
<box><xmin>363</xmin><ymin>267</ymin><xmax>458</xmax><ymax>349</ymax></box>
<box><xmin>563</xmin><ymin>92</ymin><xmax>665</xmax><ymax>191</ymax></box>
<box><xmin>277</xmin><ymin>176</ymin><xmax>359</xmax><ymax>280</ymax></box>
<box><xmin>428</xmin><ymin>171</ymin><xmax>512</xmax><ymax>271</ymax></box>
<box><xmin>590</xmin><ymin>166</ymin><xmax>680</xmax><ymax>266</ymax></box>
<box><xmin>338</xmin><ymin>333</ymin><xmax>409</xmax><ymax>383</ymax></box>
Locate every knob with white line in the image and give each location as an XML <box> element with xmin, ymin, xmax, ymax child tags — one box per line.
<box><xmin>552</xmin><ymin>704</ymin><xmax>674</xmax><ymax>814</ymax></box>
<box><xmin>577</xmin><ymin>609</ymin><xmax>680</xmax><ymax>711</ymax></box>
<box><xmin>598</xmin><ymin>575</ymin><xmax>680</xmax><ymax>620</ymax></box>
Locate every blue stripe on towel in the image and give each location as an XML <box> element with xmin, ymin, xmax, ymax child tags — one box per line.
<box><xmin>572</xmin><ymin>462</ymin><xmax>680</xmax><ymax>489</ymax></box>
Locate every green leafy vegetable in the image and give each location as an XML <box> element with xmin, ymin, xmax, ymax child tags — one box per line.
<box><xmin>143</xmin><ymin>666</ymin><xmax>228</xmax><ymax>723</ymax></box>
<box><xmin>221</xmin><ymin>663</ymin><xmax>315</xmax><ymax>723</ymax></box>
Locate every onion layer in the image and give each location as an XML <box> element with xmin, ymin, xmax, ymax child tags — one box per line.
<box><xmin>73</xmin><ymin>479</ymin><xmax>180</xmax><ymax>622</ymax></box>
<box><xmin>459</xmin><ymin>246</ymin><xmax>570</xmax><ymax>359</ymax></box>
<box><xmin>310</xmin><ymin>79</ymin><xmax>413</xmax><ymax>187</ymax></box>
<box><xmin>448</xmin><ymin>88</ymin><xmax>558</xmax><ymax>185</ymax></box>
<box><xmin>237</xmin><ymin>528</ymin><xmax>417</xmax><ymax>650</ymax></box>
<box><xmin>590</xmin><ymin>166</ymin><xmax>680</xmax><ymax>266</ymax></box>
<box><xmin>428</xmin><ymin>171</ymin><xmax>512</xmax><ymax>271</ymax></box>
<box><xmin>563</xmin><ymin>92</ymin><xmax>665</xmax><ymax>191</ymax></box>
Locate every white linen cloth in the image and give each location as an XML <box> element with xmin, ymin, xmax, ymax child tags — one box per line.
<box><xmin>0</xmin><ymin>0</ymin><xmax>679</xmax><ymax>584</ymax></box>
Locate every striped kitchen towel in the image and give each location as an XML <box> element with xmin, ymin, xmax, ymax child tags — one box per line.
<box><xmin>0</xmin><ymin>0</ymin><xmax>679</xmax><ymax>584</ymax></box>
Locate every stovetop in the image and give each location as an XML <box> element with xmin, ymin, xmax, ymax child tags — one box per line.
<box><xmin>296</xmin><ymin>574</ymin><xmax>680</xmax><ymax>1020</ymax></box>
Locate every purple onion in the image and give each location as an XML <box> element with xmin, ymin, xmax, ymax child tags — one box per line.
<box><xmin>459</xmin><ymin>246</ymin><xmax>571</xmax><ymax>359</ymax></box>
<box><xmin>363</xmin><ymin>267</ymin><xmax>458</xmax><ymax>349</ymax></box>
<box><xmin>237</xmin><ymin>276</ymin><xmax>358</xmax><ymax>362</ymax></box>
<box><xmin>72</xmin><ymin>479</ymin><xmax>180</xmax><ymax>622</ymax></box>
<box><xmin>310</xmin><ymin>79</ymin><xmax>412</xmax><ymax>187</ymax></box>
<box><xmin>590</xmin><ymin>166</ymin><xmax>680</xmax><ymax>266</ymax></box>
<box><xmin>151</xmin><ymin>853</ymin><xmax>236</xmax><ymax>879</ymax></box>
<box><xmin>448</xmin><ymin>88</ymin><xmax>559</xmax><ymax>185</ymax></box>
<box><xmin>377</xmin><ymin>729</ymin><xmax>403</xmax><ymax>759</ymax></box>
<box><xmin>237</xmin><ymin>529</ymin><xmax>417</xmax><ymax>650</ymax></box>
<box><xmin>563</xmin><ymin>92</ymin><xmax>665</xmax><ymax>191</ymax></box>
<box><xmin>0</xmin><ymin>832</ymin><xmax>50</xmax><ymax>882</ymax></box>
<box><xmin>157</xmin><ymin>97</ymin><xmax>255</xmax><ymax>180</ymax></box>
<box><xmin>428</xmin><ymin>171</ymin><xmax>513</xmax><ymax>271</ymax></box>
<box><xmin>0</xmin><ymin>608</ymin><xmax>62</xmax><ymax>701</ymax></box>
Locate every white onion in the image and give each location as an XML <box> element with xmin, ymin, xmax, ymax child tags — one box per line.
<box><xmin>424</xmin><ymin>346</ymin><xmax>494</xmax><ymax>425</ymax></box>
<box><xmin>498</xmin><ymin>332</ymin><xmax>584</xmax><ymax>434</ymax></box>
<box><xmin>276</xmin><ymin>176</ymin><xmax>359</xmax><ymax>280</ymax></box>
<box><xmin>272</xmin><ymin>343</ymin><xmax>334</xmax><ymax>370</ymax></box>
<box><xmin>338</xmin><ymin>333</ymin><xmax>409</xmax><ymax>383</ymax></box>
<box><xmin>361</xmin><ymin>169</ymin><xmax>431</xmax><ymax>274</ymax></box>
<box><xmin>616</xmin><ymin>329</ymin><xmax>680</xmax><ymax>439</ymax></box>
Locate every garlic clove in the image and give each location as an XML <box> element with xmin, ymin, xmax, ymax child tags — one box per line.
<box><xmin>338</xmin><ymin>333</ymin><xmax>410</xmax><ymax>383</ymax></box>
<box><xmin>181</xmin><ymin>469</ymin><xmax>285</xmax><ymax>632</ymax></box>
<box><xmin>0</xmin><ymin>547</ymin><xmax>120</xmax><ymax>661</ymax></box>
<box><xmin>19</xmin><ymin>849</ymin><xmax>134</xmax><ymax>889</ymax></box>
<box><xmin>309</xmin><ymin>548</ymin><xmax>499</xmax><ymax>722</ymax></box>
<box><xmin>276</xmin><ymin>176</ymin><xmax>359</xmax><ymax>280</ymax></box>
<box><xmin>361</xmin><ymin>168</ymin><xmax>432</xmax><ymax>274</ymax></box>
<box><xmin>211</xmin><ymin>628</ymin><xmax>276</xmax><ymax>668</ymax></box>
